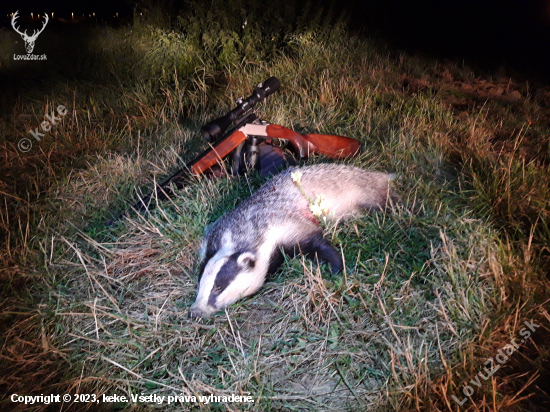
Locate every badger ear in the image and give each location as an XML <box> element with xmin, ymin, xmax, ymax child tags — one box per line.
<box><xmin>237</xmin><ymin>252</ymin><xmax>256</xmax><ymax>269</ymax></box>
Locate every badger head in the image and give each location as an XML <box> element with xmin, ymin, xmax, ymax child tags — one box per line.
<box><xmin>188</xmin><ymin>246</ymin><xmax>265</xmax><ymax>318</ymax></box>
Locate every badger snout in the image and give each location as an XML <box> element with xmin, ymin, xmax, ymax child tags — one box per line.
<box><xmin>188</xmin><ymin>307</ymin><xmax>204</xmax><ymax>319</ymax></box>
<box><xmin>188</xmin><ymin>302</ymin><xmax>216</xmax><ymax>319</ymax></box>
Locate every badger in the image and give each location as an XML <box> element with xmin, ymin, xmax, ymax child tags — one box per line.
<box><xmin>188</xmin><ymin>164</ymin><xmax>399</xmax><ymax>318</ymax></box>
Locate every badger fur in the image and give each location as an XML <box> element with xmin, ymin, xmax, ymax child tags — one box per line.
<box><xmin>189</xmin><ymin>164</ymin><xmax>399</xmax><ymax>318</ymax></box>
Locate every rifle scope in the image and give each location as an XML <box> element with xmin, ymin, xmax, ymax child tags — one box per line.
<box><xmin>201</xmin><ymin>76</ymin><xmax>280</xmax><ymax>142</ymax></box>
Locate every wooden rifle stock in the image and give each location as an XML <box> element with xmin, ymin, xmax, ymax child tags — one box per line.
<box><xmin>142</xmin><ymin>129</ymin><xmax>247</xmax><ymax>202</ymax></box>
<box><xmin>108</xmin><ymin>123</ymin><xmax>359</xmax><ymax>225</ymax></box>
<box><xmin>189</xmin><ymin>130</ymin><xmax>247</xmax><ymax>174</ymax></box>
<box><xmin>107</xmin><ymin>130</ymin><xmax>247</xmax><ymax>224</ymax></box>
<box><xmin>265</xmin><ymin>124</ymin><xmax>360</xmax><ymax>159</ymax></box>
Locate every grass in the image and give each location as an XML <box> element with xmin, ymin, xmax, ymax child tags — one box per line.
<box><xmin>1</xmin><ymin>2</ymin><xmax>549</xmax><ymax>411</ymax></box>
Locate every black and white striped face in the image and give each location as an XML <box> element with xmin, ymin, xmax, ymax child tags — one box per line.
<box><xmin>188</xmin><ymin>243</ymin><xmax>265</xmax><ymax>318</ymax></box>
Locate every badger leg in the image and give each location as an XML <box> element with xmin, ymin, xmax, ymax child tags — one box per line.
<box><xmin>267</xmin><ymin>248</ymin><xmax>286</xmax><ymax>275</ymax></box>
<box><xmin>299</xmin><ymin>233</ymin><xmax>343</xmax><ymax>274</ymax></box>
<box><xmin>267</xmin><ymin>235</ymin><xmax>343</xmax><ymax>275</ymax></box>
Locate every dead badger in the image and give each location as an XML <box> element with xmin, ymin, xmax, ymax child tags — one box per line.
<box><xmin>189</xmin><ymin>164</ymin><xmax>398</xmax><ymax>318</ymax></box>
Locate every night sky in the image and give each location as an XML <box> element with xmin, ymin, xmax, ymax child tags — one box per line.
<box><xmin>346</xmin><ymin>0</ymin><xmax>550</xmax><ymax>81</ymax></box>
<box><xmin>1</xmin><ymin>0</ymin><xmax>133</xmax><ymax>17</ymax></box>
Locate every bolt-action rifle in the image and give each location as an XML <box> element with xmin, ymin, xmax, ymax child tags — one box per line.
<box><xmin>110</xmin><ymin>77</ymin><xmax>360</xmax><ymax>224</ymax></box>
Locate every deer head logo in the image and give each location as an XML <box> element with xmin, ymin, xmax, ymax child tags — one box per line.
<box><xmin>11</xmin><ymin>11</ymin><xmax>49</xmax><ymax>54</ymax></box>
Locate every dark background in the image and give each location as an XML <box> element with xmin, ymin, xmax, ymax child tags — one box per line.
<box><xmin>347</xmin><ymin>0</ymin><xmax>550</xmax><ymax>82</ymax></box>
<box><xmin>1</xmin><ymin>0</ymin><xmax>549</xmax><ymax>82</ymax></box>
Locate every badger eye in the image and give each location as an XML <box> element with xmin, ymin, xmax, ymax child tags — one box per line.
<box><xmin>213</xmin><ymin>285</ymin><xmax>222</xmax><ymax>294</ymax></box>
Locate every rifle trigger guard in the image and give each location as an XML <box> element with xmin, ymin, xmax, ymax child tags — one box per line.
<box><xmin>231</xmin><ymin>141</ymin><xmax>247</xmax><ymax>176</ymax></box>
<box><xmin>270</xmin><ymin>138</ymin><xmax>288</xmax><ymax>148</ymax></box>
